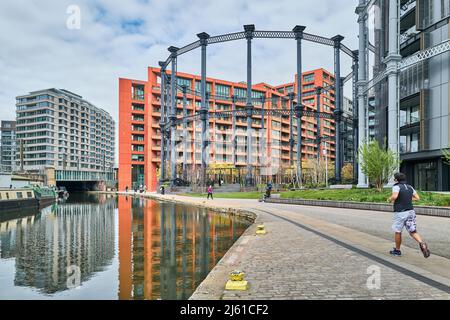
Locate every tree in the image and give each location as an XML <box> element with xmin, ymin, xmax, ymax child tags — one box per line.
<box><xmin>303</xmin><ymin>158</ymin><xmax>334</xmax><ymax>188</ymax></box>
<box><xmin>442</xmin><ymin>149</ymin><xmax>450</xmax><ymax>165</ymax></box>
<box><xmin>341</xmin><ymin>163</ymin><xmax>353</xmax><ymax>183</ymax></box>
<box><xmin>358</xmin><ymin>140</ymin><xmax>400</xmax><ymax>191</ymax></box>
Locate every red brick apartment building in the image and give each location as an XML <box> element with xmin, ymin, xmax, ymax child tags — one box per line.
<box><xmin>119</xmin><ymin>67</ymin><xmax>336</xmax><ymax>192</ymax></box>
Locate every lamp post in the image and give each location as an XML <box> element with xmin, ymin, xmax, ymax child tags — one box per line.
<box><xmin>324</xmin><ymin>141</ymin><xmax>328</xmax><ymax>188</ymax></box>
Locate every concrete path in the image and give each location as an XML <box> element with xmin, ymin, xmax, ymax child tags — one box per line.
<box><xmin>123</xmin><ymin>192</ymin><xmax>450</xmax><ymax>300</ymax></box>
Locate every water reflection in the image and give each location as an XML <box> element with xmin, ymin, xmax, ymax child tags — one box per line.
<box><xmin>0</xmin><ymin>195</ymin><xmax>250</xmax><ymax>299</ymax></box>
<box><xmin>118</xmin><ymin>196</ymin><xmax>248</xmax><ymax>300</ymax></box>
<box><xmin>0</xmin><ymin>197</ymin><xmax>116</xmax><ymax>295</ymax></box>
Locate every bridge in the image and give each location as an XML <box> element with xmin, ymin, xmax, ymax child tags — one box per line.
<box><xmin>55</xmin><ymin>170</ymin><xmax>116</xmax><ymax>191</ymax></box>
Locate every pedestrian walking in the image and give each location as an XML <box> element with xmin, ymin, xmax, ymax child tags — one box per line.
<box><xmin>207</xmin><ymin>185</ymin><xmax>213</xmax><ymax>200</ymax></box>
<box><xmin>265</xmin><ymin>181</ymin><xmax>273</xmax><ymax>199</ymax></box>
<box><xmin>387</xmin><ymin>172</ymin><xmax>430</xmax><ymax>258</ymax></box>
<box><xmin>125</xmin><ymin>186</ymin><xmax>129</xmax><ymax>193</ymax></box>
<box><xmin>160</xmin><ymin>185</ymin><xmax>165</xmax><ymax>195</ymax></box>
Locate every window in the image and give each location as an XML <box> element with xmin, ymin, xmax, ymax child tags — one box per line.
<box><xmin>132</xmin><ymin>144</ymin><xmax>145</xmax><ymax>152</ymax></box>
<box><xmin>411</xmin><ymin>133</ymin><xmax>419</xmax><ymax>152</ymax></box>
<box><xmin>400</xmin><ymin>105</ymin><xmax>420</xmax><ymax>127</ymax></box>
<box><xmin>195</xmin><ymin>81</ymin><xmax>212</xmax><ymax>93</ymax></box>
<box><xmin>177</xmin><ymin>77</ymin><xmax>192</xmax><ymax>89</ymax></box>
<box><xmin>17</xmin><ymin>192</ymin><xmax>23</xmax><ymax>199</ymax></box>
<box><xmin>215</xmin><ymin>104</ymin><xmax>230</xmax><ymax>112</ymax></box>
<box><xmin>303</xmin><ymin>98</ymin><xmax>315</xmax><ymax>105</ymax></box>
<box><xmin>132</xmin><ymin>103</ymin><xmax>145</xmax><ymax>111</ymax></box>
<box><xmin>234</xmin><ymin>88</ymin><xmax>246</xmax><ymax>99</ymax></box>
<box><xmin>216</xmin><ymin>84</ymin><xmax>231</xmax><ymax>98</ymax></box>
<box><xmin>400</xmin><ymin>132</ymin><xmax>420</xmax><ymax>153</ymax></box>
<box><xmin>303</xmin><ymin>74</ymin><xmax>315</xmax><ymax>82</ymax></box>
<box><xmin>131</xmin><ymin>154</ymin><xmax>145</xmax><ymax>162</ymax></box>
<box><xmin>252</xmin><ymin>91</ymin><xmax>265</xmax><ymax>105</ymax></box>
<box><xmin>410</xmin><ymin>106</ymin><xmax>419</xmax><ymax>124</ymax></box>
<box><xmin>132</xmin><ymin>84</ymin><xmax>145</xmax><ymax>101</ymax></box>
<box><xmin>27</xmin><ymin>192</ymin><xmax>32</xmax><ymax>198</ymax></box>
<box><xmin>132</xmin><ymin>114</ymin><xmax>145</xmax><ymax>122</ymax></box>
<box><xmin>132</xmin><ymin>134</ymin><xmax>144</xmax><ymax>141</ymax></box>
<box><xmin>132</xmin><ymin>124</ymin><xmax>144</xmax><ymax>131</ymax></box>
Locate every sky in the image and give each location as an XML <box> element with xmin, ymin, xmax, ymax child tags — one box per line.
<box><xmin>0</xmin><ymin>0</ymin><xmax>359</xmax><ymax>136</ymax></box>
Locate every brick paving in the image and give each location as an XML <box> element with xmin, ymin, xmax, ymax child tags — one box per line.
<box><xmin>220</xmin><ymin>213</ymin><xmax>450</xmax><ymax>300</ymax></box>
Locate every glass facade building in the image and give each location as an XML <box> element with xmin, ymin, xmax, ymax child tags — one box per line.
<box><xmin>362</xmin><ymin>0</ymin><xmax>450</xmax><ymax>191</ymax></box>
<box><xmin>0</xmin><ymin>121</ymin><xmax>16</xmax><ymax>172</ymax></box>
<box><xmin>15</xmin><ymin>89</ymin><xmax>115</xmax><ymax>175</ymax></box>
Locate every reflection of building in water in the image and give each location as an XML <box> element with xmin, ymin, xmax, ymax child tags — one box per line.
<box><xmin>118</xmin><ymin>197</ymin><xmax>250</xmax><ymax>300</ymax></box>
<box><xmin>0</xmin><ymin>199</ymin><xmax>116</xmax><ymax>294</ymax></box>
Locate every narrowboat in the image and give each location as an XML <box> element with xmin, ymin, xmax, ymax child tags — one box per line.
<box><xmin>0</xmin><ymin>186</ymin><xmax>57</xmax><ymax>214</ymax></box>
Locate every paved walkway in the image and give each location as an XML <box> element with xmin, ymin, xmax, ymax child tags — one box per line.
<box><xmin>123</xmin><ymin>192</ymin><xmax>450</xmax><ymax>300</ymax></box>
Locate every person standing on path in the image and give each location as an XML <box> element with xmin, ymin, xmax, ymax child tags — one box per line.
<box><xmin>387</xmin><ymin>172</ymin><xmax>430</xmax><ymax>258</ymax></box>
<box><xmin>207</xmin><ymin>185</ymin><xmax>213</xmax><ymax>200</ymax></box>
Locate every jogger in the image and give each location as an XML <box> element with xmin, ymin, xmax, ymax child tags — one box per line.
<box><xmin>388</xmin><ymin>172</ymin><xmax>430</xmax><ymax>258</ymax></box>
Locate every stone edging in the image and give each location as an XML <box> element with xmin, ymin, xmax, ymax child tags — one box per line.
<box><xmin>265</xmin><ymin>198</ymin><xmax>450</xmax><ymax>218</ymax></box>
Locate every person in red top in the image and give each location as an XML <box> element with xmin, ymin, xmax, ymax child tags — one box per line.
<box><xmin>207</xmin><ymin>185</ymin><xmax>213</xmax><ymax>200</ymax></box>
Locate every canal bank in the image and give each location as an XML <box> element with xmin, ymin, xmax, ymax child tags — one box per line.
<box><xmin>95</xmin><ymin>192</ymin><xmax>450</xmax><ymax>300</ymax></box>
<box><xmin>0</xmin><ymin>193</ymin><xmax>251</xmax><ymax>300</ymax></box>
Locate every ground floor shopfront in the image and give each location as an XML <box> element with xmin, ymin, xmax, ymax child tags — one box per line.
<box><xmin>401</xmin><ymin>150</ymin><xmax>450</xmax><ymax>191</ymax></box>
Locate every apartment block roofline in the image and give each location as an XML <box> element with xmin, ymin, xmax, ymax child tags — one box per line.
<box><xmin>147</xmin><ymin>66</ymin><xmax>336</xmax><ymax>94</ymax></box>
<box><xmin>16</xmin><ymin>88</ymin><xmax>113</xmax><ymax>119</ymax></box>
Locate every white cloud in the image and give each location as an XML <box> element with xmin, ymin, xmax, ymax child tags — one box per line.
<box><xmin>0</xmin><ymin>0</ymin><xmax>359</xmax><ymax>158</ymax></box>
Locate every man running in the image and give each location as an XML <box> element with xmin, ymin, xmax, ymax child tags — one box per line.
<box><xmin>387</xmin><ymin>172</ymin><xmax>430</xmax><ymax>258</ymax></box>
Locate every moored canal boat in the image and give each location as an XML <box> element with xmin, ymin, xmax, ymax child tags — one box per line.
<box><xmin>0</xmin><ymin>186</ymin><xmax>57</xmax><ymax>214</ymax></box>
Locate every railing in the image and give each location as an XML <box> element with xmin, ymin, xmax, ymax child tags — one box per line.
<box><xmin>400</xmin><ymin>26</ymin><xmax>420</xmax><ymax>44</ymax></box>
<box><xmin>400</xmin><ymin>0</ymin><xmax>416</xmax><ymax>18</ymax></box>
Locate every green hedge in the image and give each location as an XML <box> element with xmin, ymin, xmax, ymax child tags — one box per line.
<box><xmin>281</xmin><ymin>189</ymin><xmax>450</xmax><ymax>207</ymax></box>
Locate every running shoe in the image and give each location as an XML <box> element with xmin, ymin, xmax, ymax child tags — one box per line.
<box><xmin>419</xmin><ymin>242</ymin><xmax>431</xmax><ymax>258</ymax></box>
<box><xmin>389</xmin><ymin>248</ymin><xmax>402</xmax><ymax>256</ymax></box>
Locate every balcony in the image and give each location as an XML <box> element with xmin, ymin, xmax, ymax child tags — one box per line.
<box><xmin>132</xmin><ymin>95</ymin><xmax>145</xmax><ymax>101</ymax></box>
<box><xmin>400</xmin><ymin>0</ymin><xmax>416</xmax><ymax>19</ymax></box>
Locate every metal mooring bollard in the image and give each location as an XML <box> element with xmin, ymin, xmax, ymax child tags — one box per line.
<box><xmin>225</xmin><ymin>270</ymin><xmax>248</xmax><ymax>291</ymax></box>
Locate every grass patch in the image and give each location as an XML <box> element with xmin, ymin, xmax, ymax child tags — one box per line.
<box><xmin>181</xmin><ymin>192</ymin><xmax>262</xmax><ymax>199</ymax></box>
<box><xmin>181</xmin><ymin>188</ymin><xmax>450</xmax><ymax>207</ymax></box>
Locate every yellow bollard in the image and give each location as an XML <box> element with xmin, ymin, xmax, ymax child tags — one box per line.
<box><xmin>256</xmin><ymin>224</ymin><xmax>267</xmax><ymax>235</ymax></box>
<box><xmin>225</xmin><ymin>270</ymin><xmax>248</xmax><ymax>291</ymax></box>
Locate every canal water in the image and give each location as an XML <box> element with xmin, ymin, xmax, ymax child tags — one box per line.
<box><xmin>0</xmin><ymin>194</ymin><xmax>251</xmax><ymax>300</ymax></box>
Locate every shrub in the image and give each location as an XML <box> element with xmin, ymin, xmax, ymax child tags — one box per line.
<box><xmin>359</xmin><ymin>140</ymin><xmax>400</xmax><ymax>191</ymax></box>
